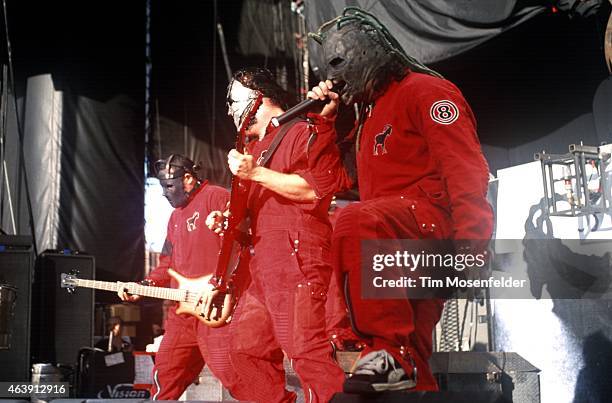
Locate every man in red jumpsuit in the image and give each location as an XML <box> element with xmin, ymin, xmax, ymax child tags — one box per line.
<box><xmin>118</xmin><ymin>154</ymin><xmax>242</xmax><ymax>400</ymax></box>
<box><xmin>308</xmin><ymin>7</ymin><xmax>494</xmax><ymax>394</ymax></box>
<box><xmin>208</xmin><ymin>67</ymin><xmax>345</xmax><ymax>403</ymax></box>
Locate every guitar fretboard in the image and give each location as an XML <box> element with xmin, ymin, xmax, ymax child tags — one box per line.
<box><xmin>73</xmin><ymin>279</ymin><xmax>199</xmax><ymax>304</ymax></box>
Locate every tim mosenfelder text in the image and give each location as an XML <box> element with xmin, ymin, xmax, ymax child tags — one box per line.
<box><xmin>372</xmin><ymin>276</ymin><xmax>526</xmax><ymax>289</ymax></box>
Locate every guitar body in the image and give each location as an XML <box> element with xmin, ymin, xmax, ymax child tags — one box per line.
<box><xmin>169</xmin><ymin>270</ymin><xmax>237</xmax><ymax>328</ymax></box>
<box><xmin>169</xmin><ymin>271</ymin><xmax>211</xmax><ymax>319</ymax></box>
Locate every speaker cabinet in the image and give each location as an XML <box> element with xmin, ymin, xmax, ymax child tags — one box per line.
<box><xmin>0</xmin><ymin>236</ymin><xmax>34</xmax><ymax>381</ymax></box>
<box><xmin>31</xmin><ymin>251</ymin><xmax>95</xmax><ymax>366</ymax></box>
<box><xmin>76</xmin><ymin>349</ymin><xmax>142</xmax><ymax>399</ymax></box>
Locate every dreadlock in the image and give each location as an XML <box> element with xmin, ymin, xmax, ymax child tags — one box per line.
<box><xmin>232</xmin><ymin>67</ymin><xmax>293</xmax><ymax>110</ymax></box>
<box><xmin>310</xmin><ymin>7</ymin><xmax>443</xmax><ymax>79</ymax></box>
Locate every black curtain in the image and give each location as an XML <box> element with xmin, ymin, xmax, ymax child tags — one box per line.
<box><xmin>1</xmin><ymin>1</ymin><xmax>145</xmax><ymax>281</ymax></box>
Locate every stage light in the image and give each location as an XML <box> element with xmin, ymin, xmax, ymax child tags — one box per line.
<box><xmin>535</xmin><ymin>143</ymin><xmax>612</xmax><ymax>229</ymax></box>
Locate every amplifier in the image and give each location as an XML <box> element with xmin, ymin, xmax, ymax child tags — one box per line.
<box><xmin>331</xmin><ymin>390</ymin><xmax>504</xmax><ymax>402</ymax></box>
<box><xmin>0</xmin><ymin>237</ymin><xmax>34</xmax><ymax>381</ymax></box>
<box><xmin>431</xmin><ymin>351</ymin><xmax>540</xmax><ymax>403</ymax></box>
<box><xmin>77</xmin><ymin>348</ymin><xmax>149</xmax><ymax>399</ymax></box>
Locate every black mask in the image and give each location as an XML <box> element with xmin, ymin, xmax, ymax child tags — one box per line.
<box><xmin>154</xmin><ymin>154</ymin><xmax>199</xmax><ymax>208</ymax></box>
<box><xmin>159</xmin><ymin>177</ymin><xmax>190</xmax><ymax>208</ymax></box>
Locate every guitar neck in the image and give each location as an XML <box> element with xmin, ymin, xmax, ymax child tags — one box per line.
<box><xmin>73</xmin><ymin>279</ymin><xmax>190</xmax><ymax>302</ymax></box>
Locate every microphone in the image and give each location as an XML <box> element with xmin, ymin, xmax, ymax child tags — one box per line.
<box><xmin>271</xmin><ymin>80</ymin><xmax>345</xmax><ymax>128</ymax></box>
<box><xmin>270</xmin><ymin>98</ymin><xmax>328</xmax><ymax>128</ymax></box>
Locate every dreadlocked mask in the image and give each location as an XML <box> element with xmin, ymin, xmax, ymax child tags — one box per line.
<box><xmin>310</xmin><ymin>7</ymin><xmax>442</xmax><ymax>105</ymax></box>
<box><xmin>154</xmin><ymin>154</ymin><xmax>200</xmax><ymax>208</ymax></box>
<box><xmin>321</xmin><ymin>24</ymin><xmax>402</xmax><ymax>105</ymax></box>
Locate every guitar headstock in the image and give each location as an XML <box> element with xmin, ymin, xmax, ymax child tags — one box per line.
<box><xmin>60</xmin><ymin>272</ymin><xmax>79</xmax><ymax>293</ymax></box>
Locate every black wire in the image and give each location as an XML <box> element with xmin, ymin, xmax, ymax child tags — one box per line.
<box><xmin>144</xmin><ymin>0</ymin><xmax>152</xmax><ymax>177</ymax></box>
<box><xmin>211</xmin><ymin>0</ymin><xmax>217</xmax><ymax>149</ymax></box>
<box><xmin>472</xmin><ymin>298</ymin><xmax>478</xmax><ymax>350</ymax></box>
<box><xmin>2</xmin><ymin>0</ymin><xmax>39</xmax><ymax>255</ymax></box>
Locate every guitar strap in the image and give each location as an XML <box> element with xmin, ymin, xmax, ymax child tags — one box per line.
<box><xmin>259</xmin><ymin>117</ymin><xmax>305</xmax><ymax>167</ymax></box>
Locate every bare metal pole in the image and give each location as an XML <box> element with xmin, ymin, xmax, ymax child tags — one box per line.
<box><xmin>2</xmin><ymin>160</ymin><xmax>16</xmax><ymax>233</ymax></box>
<box><xmin>0</xmin><ymin>64</ymin><xmax>8</xmax><ymax>231</ymax></box>
<box><xmin>300</xmin><ymin>14</ymin><xmax>309</xmax><ymax>100</ymax></box>
<box><xmin>155</xmin><ymin>98</ymin><xmax>162</xmax><ymax>158</ymax></box>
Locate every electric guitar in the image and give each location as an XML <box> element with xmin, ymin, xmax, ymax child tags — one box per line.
<box><xmin>60</xmin><ymin>269</ymin><xmax>232</xmax><ymax>328</ymax></box>
<box><xmin>207</xmin><ymin>92</ymin><xmax>263</xmax><ymax>325</ymax></box>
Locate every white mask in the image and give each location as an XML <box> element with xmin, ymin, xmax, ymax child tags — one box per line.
<box><xmin>226</xmin><ymin>80</ymin><xmax>259</xmax><ymax>130</ymax></box>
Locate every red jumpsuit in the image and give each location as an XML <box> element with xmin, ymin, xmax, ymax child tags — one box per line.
<box><xmin>332</xmin><ymin>72</ymin><xmax>494</xmax><ymax>390</ymax></box>
<box><xmin>145</xmin><ymin>182</ymin><xmax>239</xmax><ymax>400</ymax></box>
<box><xmin>228</xmin><ymin>118</ymin><xmax>345</xmax><ymax>403</ymax></box>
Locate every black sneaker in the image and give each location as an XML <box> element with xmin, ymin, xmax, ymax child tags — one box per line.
<box><xmin>343</xmin><ymin>349</ymin><xmax>417</xmax><ymax>394</ymax></box>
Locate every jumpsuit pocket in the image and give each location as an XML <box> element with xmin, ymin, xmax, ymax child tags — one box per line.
<box><xmin>252</xmin><ymin>230</ymin><xmax>305</xmax><ymax>284</ymax></box>
<box><xmin>293</xmin><ymin>281</ymin><xmax>328</xmax><ymax>353</ymax></box>
<box><xmin>417</xmin><ymin>183</ymin><xmax>450</xmax><ymax>210</ymax></box>
<box><xmin>412</xmin><ymin>186</ymin><xmax>453</xmax><ymax>239</ymax></box>
<box><xmin>400</xmin><ymin>197</ymin><xmax>450</xmax><ymax>239</ymax></box>
<box><xmin>287</xmin><ymin>230</ymin><xmax>332</xmax><ymax>283</ymax></box>
<box><xmin>286</xmin><ymin>230</ymin><xmax>308</xmax><ymax>281</ymax></box>
<box><xmin>286</xmin><ymin>230</ymin><xmax>330</xmax><ymax>352</ymax></box>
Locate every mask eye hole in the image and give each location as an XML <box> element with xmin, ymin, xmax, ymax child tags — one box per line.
<box><xmin>329</xmin><ymin>57</ymin><xmax>345</xmax><ymax>67</ymax></box>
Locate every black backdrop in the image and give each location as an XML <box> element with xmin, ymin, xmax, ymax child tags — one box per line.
<box><xmin>1</xmin><ymin>1</ymin><xmax>144</xmax><ymax>281</ymax></box>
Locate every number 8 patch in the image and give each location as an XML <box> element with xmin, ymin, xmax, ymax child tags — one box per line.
<box><xmin>430</xmin><ymin>100</ymin><xmax>459</xmax><ymax>125</ymax></box>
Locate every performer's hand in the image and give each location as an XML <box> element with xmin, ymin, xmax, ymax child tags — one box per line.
<box><xmin>228</xmin><ymin>149</ymin><xmax>256</xmax><ymax>180</ymax></box>
<box><xmin>206</xmin><ymin>206</ymin><xmax>230</xmax><ymax>235</ymax></box>
<box><xmin>307</xmin><ymin>80</ymin><xmax>340</xmax><ymax>118</ymax></box>
<box><xmin>116</xmin><ymin>282</ymin><xmax>141</xmax><ymax>302</ymax></box>
<box><xmin>200</xmin><ymin>288</ymin><xmax>227</xmax><ymax>322</ymax></box>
